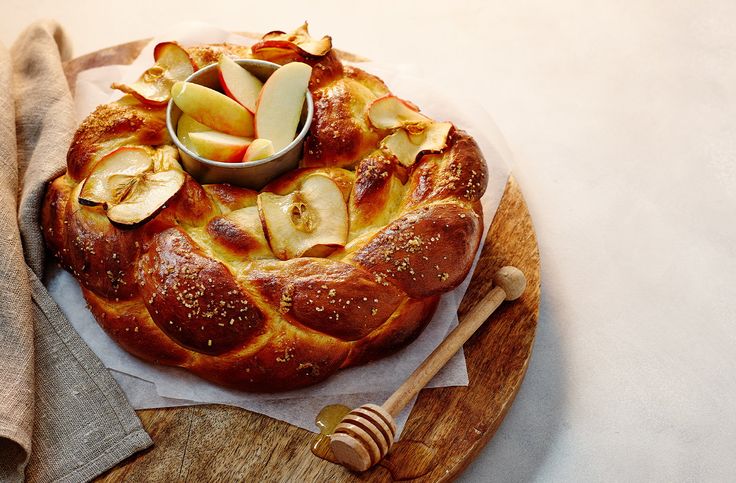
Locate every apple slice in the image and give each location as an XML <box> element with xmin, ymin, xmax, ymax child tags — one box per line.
<box><xmin>171</xmin><ymin>81</ymin><xmax>254</xmax><ymax>137</ymax></box>
<box><xmin>77</xmin><ymin>146</ymin><xmax>185</xmax><ymax>225</ymax></box>
<box><xmin>176</xmin><ymin>113</ymin><xmax>211</xmax><ymax>152</ymax></box>
<box><xmin>258</xmin><ymin>174</ymin><xmax>348</xmax><ymax>260</ymax></box>
<box><xmin>381</xmin><ymin>122</ymin><xmax>453</xmax><ymax>167</ymax></box>
<box><xmin>188</xmin><ymin>131</ymin><xmax>253</xmax><ymax>162</ymax></box>
<box><xmin>368</xmin><ymin>95</ymin><xmax>432</xmax><ymax>130</ymax></box>
<box><xmin>254</xmin><ymin>62</ymin><xmax>312</xmax><ymax>153</ymax></box>
<box><xmin>262</xmin><ymin>23</ymin><xmax>332</xmax><ymax>56</ymax></box>
<box><xmin>79</xmin><ymin>147</ymin><xmax>153</xmax><ymax>206</ymax></box>
<box><xmin>218</xmin><ymin>56</ymin><xmax>263</xmax><ymax>113</ymax></box>
<box><xmin>107</xmin><ymin>170</ymin><xmax>185</xmax><ymax>225</ymax></box>
<box><xmin>112</xmin><ymin>42</ymin><xmax>195</xmax><ymax>106</ymax></box>
<box><xmin>154</xmin><ymin>41</ymin><xmax>196</xmax><ymax>82</ymax></box>
<box><xmin>243</xmin><ymin>138</ymin><xmax>275</xmax><ymax>162</ymax></box>
<box><xmin>253</xmin><ymin>22</ymin><xmax>332</xmax><ymax>61</ymax></box>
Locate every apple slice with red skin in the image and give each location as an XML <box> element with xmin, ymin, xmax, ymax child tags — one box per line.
<box><xmin>253</xmin><ymin>22</ymin><xmax>332</xmax><ymax>61</ymax></box>
<box><xmin>248</xmin><ymin>44</ymin><xmax>303</xmax><ymax>65</ymax></box>
<box><xmin>78</xmin><ymin>146</ymin><xmax>185</xmax><ymax>225</ymax></box>
<box><xmin>107</xmin><ymin>170</ymin><xmax>185</xmax><ymax>225</ymax></box>
<box><xmin>154</xmin><ymin>42</ymin><xmax>197</xmax><ymax>77</ymax></box>
<box><xmin>258</xmin><ymin>37</ymin><xmax>331</xmax><ymax>56</ymax></box>
<box><xmin>79</xmin><ymin>147</ymin><xmax>153</xmax><ymax>207</ymax></box>
<box><xmin>188</xmin><ymin>131</ymin><xmax>253</xmax><ymax>163</ymax></box>
<box><xmin>112</xmin><ymin>42</ymin><xmax>195</xmax><ymax>106</ymax></box>
<box><xmin>368</xmin><ymin>95</ymin><xmax>432</xmax><ymax>130</ymax></box>
<box><xmin>242</xmin><ymin>139</ymin><xmax>275</xmax><ymax>162</ymax></box>
<box><xmin>218</xmin><ymin>56</ymin><xmax>263</xmax><ymax>113</ymax></box>
<box><xmin>381</xmin><ymin>122</ymin><xmax>453</xmax><ymax>167</ymax></box>
<box><xmin>171</xmin><ymin>81</ymin><xmax>254</xmax><ymax>137</ymax></box>
<box><xmin>258</xmin><ymin>174</ymin><xmax>348</xmax><ymax>260</ymax></box>
<box><xmin>255</xmin><ymin>62</ymin><xmax>312</xmax><ymax>153</ymax></box>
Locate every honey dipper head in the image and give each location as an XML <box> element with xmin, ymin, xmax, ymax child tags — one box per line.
<box><xmin>329</xmin><ymin>404</ymin><xmax>397</xmax><ymax>472</ymax></box>
<box><xmin>492</xmin><ymin>266</ymin><xmax>526</xmax><ymax>301</ymax></box>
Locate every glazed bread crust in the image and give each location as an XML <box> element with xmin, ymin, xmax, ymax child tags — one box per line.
<box><xmin>42</xmin><ymin>40</ymin><xmax>488</xmax><ymax>392</ymax></box>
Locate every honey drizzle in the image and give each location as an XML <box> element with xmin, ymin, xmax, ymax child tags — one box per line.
<box><xmin>311</xmin><ymin>404</ymin><xmax>438</xmax><ymax>480</ymax></box>
<box><xmin>311</xmin><ymin>404</ymin><xmax>351</xmax><ymax>463</ymax></box>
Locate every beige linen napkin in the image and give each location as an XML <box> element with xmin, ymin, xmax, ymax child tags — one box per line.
<box><xmin>0</xmin><ymin>21</ymin><xmax>152</xmax><ymax>482</ymax></box>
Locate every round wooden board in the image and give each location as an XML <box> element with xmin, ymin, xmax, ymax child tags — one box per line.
<box><xmin>63</xmin><ymin>38</ymin><xmax>540</xmax><ymax>482</ymax></box>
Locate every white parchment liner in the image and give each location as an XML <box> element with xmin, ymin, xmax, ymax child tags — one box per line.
<box><xmin>45</xmin><ymin>22</ymin><xmax>512</xmax><ymax>437</ymax></box>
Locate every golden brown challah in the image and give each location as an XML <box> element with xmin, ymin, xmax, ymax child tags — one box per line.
<box><xmin>42</xmin><ymin>26</ymin><xmax>488</xmax><ymax>392</ymax></box>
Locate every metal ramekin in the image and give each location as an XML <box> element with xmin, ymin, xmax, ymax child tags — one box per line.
<box><xmin>166</xmin><ymin>59</ymin><xmax>313</xmax><ymax>189</ymax></box>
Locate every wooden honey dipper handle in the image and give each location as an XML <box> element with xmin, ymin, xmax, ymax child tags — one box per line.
<box><xmin>382</xmin><ymin>266</ymin><xmax>527</xmax><ymax>417</ymax></box>
<box><xmin>329</xmin><ymin>266</ymin><xmax>526</xmax><ymax>472</ymax></box>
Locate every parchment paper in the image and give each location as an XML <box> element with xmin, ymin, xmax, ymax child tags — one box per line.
<box><xmin>44</xmin><ymin>22</ymin><xmax>512</xmax><ymax>436</ymax></box>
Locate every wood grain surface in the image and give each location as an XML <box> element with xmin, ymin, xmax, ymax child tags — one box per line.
<box><xmin>62</xmin><ymin>38</ymin><xmax>541</xmax><ymax>482</ymax></box>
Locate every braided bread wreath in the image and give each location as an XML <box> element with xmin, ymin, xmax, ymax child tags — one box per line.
<box><xmin>41</xmin><ymin>24</ymin><xmax>488</xmax><ymax>392</ymax></box>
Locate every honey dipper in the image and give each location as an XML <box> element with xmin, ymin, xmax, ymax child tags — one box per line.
<box><xmin>328</xmin><ymin>266</ymin><xmax>527</xmax><ymax>472</ymax></box>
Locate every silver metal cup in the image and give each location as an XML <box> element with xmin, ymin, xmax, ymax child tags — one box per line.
<box><xmin>166</xmin><ymin>59</ymin><xmax>313</xmax><ymax>189</ymax></box>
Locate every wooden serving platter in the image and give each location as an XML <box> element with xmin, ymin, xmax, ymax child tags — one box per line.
<box><xmin>63</xmin><ymin>39</ymin><xmax>540</xmax><ymax>482</ymax></box>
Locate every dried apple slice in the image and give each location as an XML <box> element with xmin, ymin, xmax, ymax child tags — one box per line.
<box><xmin>107</xmin><ymin>170</ymin><xmax>185</xmax><ymax>225</ymax></box>
<box><xmin>248</xmin><ymin>44</ymin><xmax>304</xmax><ymax>65</ymax></box>
<box><xmin>79</xmin><ymin>147</ymin><xmax>153</xmax><ymax>206</ymax></box>
<box><xmin>258</xmin><ymin>174</ymin><xmax>348</xmax><ymax>260</ymax></box>
<box><xmin>154</xmin><ymin>42</ymin><xmax>196</xmax><ymax>81</ymax></box>
<box><xmin>112</xmin><ymin>42</ymin><xmax>195</xmax><ymax>106</ymax></box>
<box><xmin>78</xmin><ymin>146</ymin><xmax>185</xmax><ymax>225</ymax></box>
<box><xmin>381</xmin><ymin>122</ymin><xmax>453</xmax><ymax>167</ymax></box>
<box><xmin>368</xmin><ymin>95</ymin><xmax>431</xmax><ymax>130</ymax></box>
<box><xmin>280</xmin><ymin>22</ymin><xmax>332</xmax><ymax>56</ymax></box>
<box><xmin>252</xmin><ymin>22</ymin><xmax>332</xmax><ymax>61</ymax></box>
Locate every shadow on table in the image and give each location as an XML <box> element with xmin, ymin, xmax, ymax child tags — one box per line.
<box><xmin>461</xmin><ymin>288</ymin><xmax>567</xmax><ymax>482</ymax></box>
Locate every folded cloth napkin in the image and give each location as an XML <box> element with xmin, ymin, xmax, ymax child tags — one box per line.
<box><xmin>0</xmin><ymin>21</ymin><xmax>152</xmax><ymax>482</ymax></box>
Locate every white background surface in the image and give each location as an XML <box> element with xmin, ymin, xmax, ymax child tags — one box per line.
<box><xmin>3</xmin><ymin>1</ymin><xmax>736</xmax><ymax>481</ymax></box>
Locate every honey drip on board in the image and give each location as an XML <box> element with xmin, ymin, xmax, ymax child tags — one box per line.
<box><xmin>311</xmin><ymin>404</ymin><xmax>351</xmax><ymax>463</ymax></box>
<box><xmin>311</xmin><ymin>404</ymin><xmax>438</xmax><ymax>480</ymax></box>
